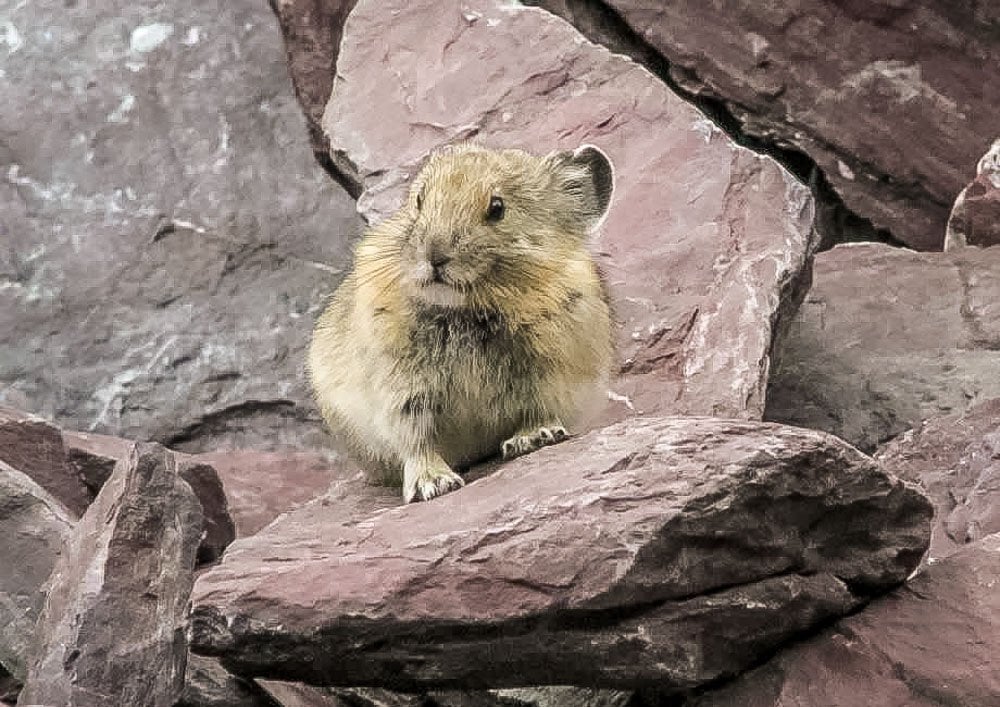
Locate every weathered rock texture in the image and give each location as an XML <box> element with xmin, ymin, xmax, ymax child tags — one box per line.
<box><xmin>190</xmin><ymin>418</ymin><xmax>931</xmax><ymax>692</ymax></box>
<box><xmin>178</xmin><ymin>654</ymin><xmax>281</xmax><ymax>707</ymax></box>
<box><xmin>876</xmin><ymin>398</ymin><xmax>1000</xmax><ymax>564</ymax></box>
<box><xmin>946</xmin><ymin>137</ymin><xmax>1000</xmax><ymax>251</ymax></box>
<box><xmin>687</xmin><ymin>533</ymin><xmax>1000</xmax><ymax>707</ymax></box>
<box><xmin>19</xmin><ymin>443</ymin><xmax>203</xmax><ymax>707</ymax></box>
<box><xmin>267</xmin><ymin>0</ymin><xmax>360</xmax><ymax>195</ymax></box>
<box><xmin>321</xmin><ymin>0</ymin><xmax>818</xmax><ymax>423</ymax></box>
<box><xmin>0</xmin><ymin>0</ymin><xmax>359</xmax><ymax>452</ymax></box>
<box><xmin>766</xmin><ymin>243</ymin><xmax>1000</xmax><ymax>452</ymax></box>
<box><xmin>538</xmin><ymin>1</ymin><xmax>1000</xmax><ymax>251</ymax></box>
<box><xmin>0</xmin><ymin>406</ymin><xmax>91</xmax><ymax>516</ymax></box>
<box><xmin>0</xmin><ymin>461</ymin><xmax>73</xmax><ymax>680</ymax></box>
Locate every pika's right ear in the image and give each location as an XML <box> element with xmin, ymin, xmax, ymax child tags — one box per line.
<box><xmin>547</xmin><ymin>144</ymin><xmax>615</xmax><ymax>232</ymax></box>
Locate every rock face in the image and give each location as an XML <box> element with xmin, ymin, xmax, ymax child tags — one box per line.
<box><xmin>765</xmin><ymin>243</ymin><xmax>1000</xmax><ymax>452</ymax></box>
<box><xmin>18</xmin><ymin>443</ymin><xmax>203</xmax><ymax>707</ymax></box>
<box><xmin>322</xmin><ymin>0</ymin><xmax>818</xmax><ymax>423</ymax></box>
<box><xmin>946</xmin><ymin>137</ymin><xmax>1000</xmax><ymax>251</ymax></box>
<box><xmin>688</xmin><ymin>533</ymin><xmax>1000</xmax><ymax>707</ymax></box>
<box><xmin>0</xmin><ymin>461</ymin><xmax>73</xmax><ymax>680</ymax></box>
<box><xmin>876</xmin><ymin>398</ymin><xmax>1000</xmax><ymax>564</ymax></box>
<box><xmin>190</xmin><ymin>418</ymin><xmax>931</xmax><ymax>692</ymax></box>
<box><xmin>0</xmin><ymin>0</ymin><xmax>360</xmax><ymax>452</ymax></box>
<box><xmin>542</xmin><ymin>1</ymin><xmax>1000</xmax><ymax>251</ymax></box>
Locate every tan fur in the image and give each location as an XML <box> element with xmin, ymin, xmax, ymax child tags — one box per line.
<box><xmin>308</xmin><ymin>143</ymin><xmax>615</xmax><ymax>502</ymax></box>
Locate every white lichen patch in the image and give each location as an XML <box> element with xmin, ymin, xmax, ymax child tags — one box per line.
<box><xmin>129</xmin><ymin>22</ymin><xmax>174</xmax><ymax>54</ymax></box>
<box><xmin>0</xmin><ymin>20</ymin><xmax>24</xmax><ymax>53</ymax></box>
<box><xmin>106</xmin><ymin>94</ymin><xmax>135</xmax><ymax>123</ymax></box>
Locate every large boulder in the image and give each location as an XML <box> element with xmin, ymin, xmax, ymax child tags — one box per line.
<box><xmin>18</xmin><ymin>443</ymin><xmax>203</xmax><ymax>707</ymax></box>
<box><xmin>876</xmin><ymin>398</ymin><xmax>1000</xmax><ymax>564</ymax></box>
<box><xmin>0</xmin><ymin>461</ymin><xmax>73</xmax><ymax>681</ymax></box>
<box><xmin>0</xmin><ymin>0</ymin><xmax>359</xmax><ymax>452</ymax></box>
<box><xmin>687</xmin><ymin>532</ymin><xmax>1000</xmax><ymax>706</ymax></box>
<box><xmin>538</xmin><ymin>1</ymin><xmax>1000</xmax><ymax>251</ymax></box>
<box><xmin>190</xmin><ymin>418</ymin><xmax>931</xmax><ymax>693</ymax></box>
<box><xmin>766</xmin><ymin>242</ymin><xmax>1000</xmax><ymax>452</ymax></box>
<box><xmin>321</xmin><ymin>0</ymin><xmax>818</xmax><ymax>424</ymax></box>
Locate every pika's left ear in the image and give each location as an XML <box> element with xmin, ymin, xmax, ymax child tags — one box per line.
<box><xmin>548</xmin><ymin>144</ymin><xmax>616</xmax><ymax>232</ymax></box>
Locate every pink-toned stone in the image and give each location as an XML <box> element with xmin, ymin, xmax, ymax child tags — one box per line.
<box><xmin>0</xmin><ymin>406</ymin><xmax>90</xmax><ymax>516</ymax></box>
<box><xmin>766</xmin><ymin>243</ymin><xmax>1000</xmax><ymax>451</ymax></box>
<box><xmin>946</xmin><ymin>137</ymin><xmax>1000</xmax><ymax>251</ymax></box>
<box><xmin>322</xmin><ymin>0</ymin><xmax>818</xmax><ymax>424</ymax></box>
<box><xmin>876</xmin><ymin>398</ymin><xmax>1000</xmax><ymax>563</ymax></box>
<box><xmin>190</xmin><ymin>417</ymin><xmax>930</xmax><ymax>691</ymax></box>
<box><xmin>561</xmin><ymin>1</ymin><xmax>1000</xmax><ymax>251</ymax></box>
<box><xmin>689</xmin><ymin>533</ymin><xmax>1000</xmax><ymax>707</ymax></box>
<box><xmin>19</xmin><ymin>443</ymin><xmax>203</xmax><ymax>707</ymax></box>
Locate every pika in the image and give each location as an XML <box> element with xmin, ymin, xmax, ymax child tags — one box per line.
<box><xmin>308</xmin><ymin>143</ymin><xmax>615</xmax><ymax>503</ymax></box>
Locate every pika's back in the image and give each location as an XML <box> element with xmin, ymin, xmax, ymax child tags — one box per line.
<box><xmin>308</xmin><ymin>142</ymin><xmax>616</xmax><ymax>500</ymax></box>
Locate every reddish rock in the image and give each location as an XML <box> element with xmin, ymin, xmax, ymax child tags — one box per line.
<box><xmin>0</xmin><ymin>406</ymin><xmax>90</xmax><ymax>516</ymax></box>
<box><xmin>190</xmin><ymin>418</ymin><xmax>930</xmax><ymax>692</ymax></box>
<box><xmin>18</xmin><ymin>443</ymin><xmax>203</xmax><ymax>707</ymax></box>
<box><xmin>323</xmin><ymin>0</ymin><xmax>818</xmax><ymax>424</ymax></box>
<box><xmin>766</xmin><ymin>243</ymin><xmax>1000</xmax><ymax>452</ymax></box>
<box><xmin>0</xmin><ymin>461</ymin><xmax>73</xmax><ymax>680</ymax></box>
<box><xmin>687</xmin><ymin>533</ymin><xmax>1000</xmax><ymax>707</ymax></box>
<box><xmin>876</xmin><ymin>398</ymin><xmax>1000</xmax><ymax>563</ymax></box>
<box><xmin>548</xmin><ymin>1</ymin><xmax>1000</xmax><ymax>251</ymax></box>
<box><xmin>267</xmin><ymin>0</ymin><xmax>361</xmax><ymax>192</ymax></box>
<box><xmin>946</xmin><ymin>137</ymin><xmax>1000</xmax><ymax>251</ymax></box>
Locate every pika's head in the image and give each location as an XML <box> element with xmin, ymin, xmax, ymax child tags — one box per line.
<box><xmin>389</xmin><ymin>143</ymin><xmax>614</xmax><ymax>308</ymax></box>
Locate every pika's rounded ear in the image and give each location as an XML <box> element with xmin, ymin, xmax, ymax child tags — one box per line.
<box><xmin>547</xmin><ymin>144</ymin><xmax>616</xmax><ymax>232</ymax></box>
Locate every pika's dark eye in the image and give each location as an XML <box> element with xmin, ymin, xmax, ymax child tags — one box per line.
<box><xmin>486</xmin><ymin>195</ymin><xmax>505</xmax><ymax>222</ymax></box>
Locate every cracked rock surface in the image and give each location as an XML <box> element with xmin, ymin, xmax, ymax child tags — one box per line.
<box><xmin>320</xmin><ymin>0</ymin><xmax>819</xmax><ymax>423</ymax></box>
<box><xmin>18</xmin><ymin>443</ymin><xmax>204</xmax><ymax>707</ymax></box>
<box><xmin>543</xmin><ymin>0</ymin><xmax>1000</xmax><ymax>251</ymax></box>
<box><xmin>190</xmin><ymin>417</ymin><xmax>931</xmax><ymax>692</ymax></box>
<box><xmin>0</xmin><ymin>0</ymin><xmax>360</xmax><ymax>452</ymax></box>
<box><xmin>766</xmin><ymin>243</ymin><xmax>1000</xmax><ymax>452</ymax></box>
<box><xmin>687</xmin><ymin>533</ymin><xmax>1000</xmax><ymax>707</ymax></box>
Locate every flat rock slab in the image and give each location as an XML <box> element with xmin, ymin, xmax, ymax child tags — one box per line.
<box><xmin>19</xmin><ymin>443</ymin><xmax>203</xmax><ymax>707</ymax></box>
<box><xmin>190</xmin><ymin>418</ymin><xmax>930</xmax><ymax>691</ymax></box>
<box><xmin>0</xmin><ymin>461</ymin><xmax>73</xmax><ymax>680</ymax></box>
<box><xmin>582</xmin><ymin>1</ymin><xmax>1000</xmax><ymax>250</ymax></box>
<box><xmin>688</xmin><ymin>532</ymin><xmax>1000</xmax><ymax>707</ymax></box>
<box><xmin>766</xmin><ymin>242</ymin><xmax>1000</xmax><ymax>452</ymax></box>
<box><xmin>0</xmin><ymin>0</ymin><xmax>359</xmax><ymax>452</ymax></box>
<box><xmin>322</xmin><ymin>0</ymin><xmax>818</xmax><ymax>422</ymax></box>
<box><xmin>877</xmin><ymin>398</ymin><xmax>1000</xmax><ymax>564</ymax></box>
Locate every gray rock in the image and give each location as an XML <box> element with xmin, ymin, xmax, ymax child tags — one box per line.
<box><xmin>541</xmin><ymin>1</ymin><xmax>1000</xmax><ymax>251</ymax></box>
<box><xmin>0</xmin><ymin>0</ymin><xmax>359</xmax><ymax>452</ymax></box>
<box><xmin>321</xmin><ymin>0</ymin><xmax>818</xmax><ymax>425</ymax></box>
<box><xmin>0</xmin><ymin>461</ymin><xmax>73</xmax><ymax>680</ymax></box>
<box><xmin>190</xmin><ymin>417</ymin><xmax>930</xmax><ymax>692</ymax></box>
<box><xmin>19</xmin><ymin>443</ymin><xmax>203</xmax><ymax>707</ymax></box>
<box><xmin>766</xmin><ymin>243</ymin><xmax>1000</xmax><ymax>452</ymax></box>
<box><xmin>177</xmin><ymin>654</ymin><xmax>280</xmax><ymax>707</ymax></box>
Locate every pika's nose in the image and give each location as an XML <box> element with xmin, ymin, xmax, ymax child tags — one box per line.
<box><xmin>426</xmin><ymin>245</ymin><xmax>451</xmax><ymax>281</ymax></box>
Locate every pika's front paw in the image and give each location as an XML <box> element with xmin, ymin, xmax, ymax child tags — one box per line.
<box><xmin>501</xmin><ymin>425</ymin><xmax>568</xmax><ymax>460</ymax></box>
<box><xmin>403</xmin><ymin>455</ymin><xmax>465</xmax><ymax>503</ymax></box>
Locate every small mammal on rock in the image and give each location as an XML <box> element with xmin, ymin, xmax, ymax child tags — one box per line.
<box><xmin>308</xmin><ymin>143</ymin><xmax>615</xmax><ymax>502</ymax></box>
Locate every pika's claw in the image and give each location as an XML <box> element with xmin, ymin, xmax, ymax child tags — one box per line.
<box><xmin>403</xmin><ymin>455</ymin><xmax>465</xmax><ymax>503</ymax></box>
<box><xmin>501</xmin><ymin>425</ymin><xmax>568</xmax><ymax>460</ymax></box>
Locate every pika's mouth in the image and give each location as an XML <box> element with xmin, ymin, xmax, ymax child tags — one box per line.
<box><xmin>410</xmin><ymin>262</ymin><xmax>467</xmax><ymax>307</ymax></box>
